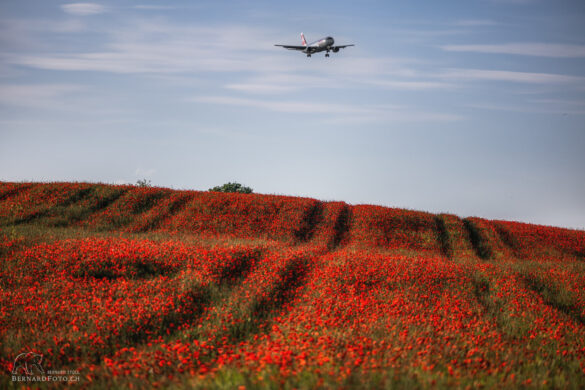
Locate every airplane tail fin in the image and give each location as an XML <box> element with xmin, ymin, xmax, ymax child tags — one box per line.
<box><xmin>300</xmin><ymin>32</ymin><xmax>307</xmax><ymax>46</ymax></box>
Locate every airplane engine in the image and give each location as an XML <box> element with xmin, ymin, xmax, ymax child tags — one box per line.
<box><xmin>332</xmin><ymin>47</ymin><xmax>340</xmax><ymax>53</ymax></box>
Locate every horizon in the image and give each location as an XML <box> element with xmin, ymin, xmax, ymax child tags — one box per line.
<box><xmin>1</xmin><ymin>1</ymin><xmax>584</xmax><ymax>230</ymax></box>
<box><xmin>2</xmin><ymin>178</ymin><xmax>583</xmax><ymax>232</ymax></box>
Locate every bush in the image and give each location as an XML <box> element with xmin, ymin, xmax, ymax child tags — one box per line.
<box><xmin>136</xmin><ymin>179</ymin><xmax>151</xmax><ymax>187</ymax></box>
<box><xmin>209</xmin><ymin>182</ymin><xmax>253</xmax><ymax>194</ymax></box>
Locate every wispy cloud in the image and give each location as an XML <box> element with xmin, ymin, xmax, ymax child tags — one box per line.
<box><xmin>454</xmin><ymin>20</ymin><xmax>499</xmax><ymax>27</ymax></box>
<box><xmin>133</xmin><ymin>5</ymin><xmax>179</xmax><ymax>11</ymax></box>
<box><xmin>192</xmin><ymin>95</ymin><xmax>462</xmax><ymax>123</ymax></box>
<box><xmin>490</xmin><ymin>0</ymin><xmax>537</xmax><ymax>3</ymax></box>
<box><xmin>0</xmin><ymin>83</ymin><xmax>83</xmax><ymax>108</ymax></box>
<box><xmin>61</xmin><ymin>3</ymin><xmax>106</xmax><ymax>16</ymax></box>
<box><xmin>228</xmin><ymin>76</ymin><xmax>453</xmax><ymax>94</ymax></box>
<box><xmin>0</xmin><ymin>18</ymin><xmax>87</xmax><ymax>52</ymax></box>
<box><xmin>464</xmin><ymin>102</ymin><xmax>585</xmax><ymax>115</ymax></box>
<box><xmin>223</xmin><ymin>73</ymin><xmax>342</xmax><ymax>94</ymax></box>
<box><xmin>391</xmin><ymin>28</ymin><xmax>468</xmax><ymax>43</ymax></box>
<box><xmin>4</xmin><ymin>10</ymin><xmax>580</xmax><ymax>131</ymax></box>
<box><xmin>193</xmin><ymin>96</ymin><xmax>373</xmax><ymax>115</ymax></box>
<box><xmin>440</xmin><ymin>69</ymin><xmax>585</xmax><ymax>85</ymax></box>
<box><xmin>3</xmin><ymin>17</ymin><xmax>438</xmax><ymax>95</ymax></box>
<box><xmin>441</xmin><ymin>43</ymin><xmax>585</xmax><ymax>58</ymax></box>
<box><xmin>3</xmin><ymin>21</ymin><xmax>288</xmax><ymax>74</ymax></box>
<box><xmin>224</xmin><ymin>83</ymin><xmax>297</xmax><ymax>94</ymax></box>
<box><xmin>528</xmin><ymin>98</ymin><xmax>585</xmax><ymax>107</ymax></box>
<box><xmin>0</xmin><ymin>83</ymin><xmax>135</xmax><ymax>117</ymax></box>
<box><xmin>362</xmin><ymin>79</ymin><xmax>453</xmax><ymax>91</ymax></box>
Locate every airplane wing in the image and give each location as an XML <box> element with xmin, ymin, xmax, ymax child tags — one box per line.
<box><xmin>274</xmin><ymin>45</ymin><xmax>307</xmax><ymax>51</ymax></box>
<box><xmin>332</xmin><ymin>44</ymin><xmax>355</xmax><ymax>49</ymax></box>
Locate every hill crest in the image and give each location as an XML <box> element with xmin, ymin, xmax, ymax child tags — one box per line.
<box><xmin>1</xmin><ymin>181</ymin><xmax>583</xmax><ymax>260</ymax></box>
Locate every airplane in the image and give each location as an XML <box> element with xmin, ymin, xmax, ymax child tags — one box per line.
<box><xmin>275</xmin><ymin>33</ymin><xmax>354</xmax><ymax>57</ymax></box>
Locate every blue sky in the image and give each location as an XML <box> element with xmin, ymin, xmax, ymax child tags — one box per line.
<box><xmin>1</xmin><ymin>0</ymin><xmax>584</xmax><ymax>229</ymax></box>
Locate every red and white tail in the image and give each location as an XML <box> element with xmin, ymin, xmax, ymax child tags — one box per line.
<box><xmin>300</xmin><ymin>32</ymin><xmax>307</xmax><ymax>46</ymax></box>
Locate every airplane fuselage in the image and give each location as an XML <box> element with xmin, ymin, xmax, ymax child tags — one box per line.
<box><xmin>304</xmin><ymin>36</ymin><xmax>335</xmax><ymax>53</ymax></box>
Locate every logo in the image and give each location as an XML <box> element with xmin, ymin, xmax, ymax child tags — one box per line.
<box><xmin>11</xmin><ymin>352</ymin><xmax>44</xmax><ymax>376</ymax></box>
<box><xmin>11</xmin><ymin>351</ymin><xmax>80</xmax><ymax>383</ymax></box>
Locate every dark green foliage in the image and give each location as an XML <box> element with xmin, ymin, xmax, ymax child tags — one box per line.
<box><xmin>209</xmin><ymin>182</ymin><xmax>253</xmax><ymax>194</ymax></box>
<box><xmin>136</xmin><ymin>179</ymin><xmax>152</xmax><ymax>187</ymax></box>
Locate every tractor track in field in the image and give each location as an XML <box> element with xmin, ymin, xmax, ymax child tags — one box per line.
<box><xmin>330</xmin><ymin>203</ymin><xmax>352</xmax><ymax>250</ymax></box>
<box><xmin>225</xmin><ymin>253</ymin><xmax>314</xmax><ymax>343</ymax></box>
<box><xmin>520</xmin><ymin>272</ymin><xmax>585</xmax><ymax>327</ymax></box>
<box><xmin>147</xmin><ymin>192</ymin><xmax>197</xmax><ymax>231</ymax></box>
<box><xmin>434</xmin><ymin>215</ymin><xmax>452</xmax><ymax>258</ymax></box>
<box><xmin>295</xmin><ymin>201</ymin><xmax>325</xmax><ymax>243</ymax></box>
<box><xmin>463</xmin><ymin>218</ymin><xmax>494</xmax><ymax>260</ymax></box>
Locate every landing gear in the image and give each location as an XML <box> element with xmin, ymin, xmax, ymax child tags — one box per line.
<box><xmin>325</xmin><ymin>49</ymin><xmax>330</xmax><ymax>57</ymax></box>
<box><xmin>306</xmin><ymin>53</ymin><xmax>311</xmax><ymax>57</ymax></box>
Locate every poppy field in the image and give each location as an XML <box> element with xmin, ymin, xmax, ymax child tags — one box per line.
<box><xmin>1</xmin><ymin>181</ymin><xmax>585</xmax><ymax>388</ymax></box>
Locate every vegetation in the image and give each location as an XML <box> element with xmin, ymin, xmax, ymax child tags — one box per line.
<box><xmin>1</xmin><ymin>181</ymin><xmax>585</xmax><ymax>389</ymax></box>
<box><xmin>136</xmin><ymin>178</ymin><xmax>152</xmax><ymax>187</ymax></box>
<box><xmin>209</xmin><ymin>182</ymin><xmax>253</xmax><ymax>194</ymax></box>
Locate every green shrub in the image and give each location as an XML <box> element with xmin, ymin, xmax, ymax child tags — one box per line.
<box><xmin>136</xmin><ymin>179</ymin><xmax>151</xmax><ymax>187</ymax></box>
<box><xmin>209</xmin><ymin>182</ymin><xmax>253</xmax><ymax>194</ymax></box>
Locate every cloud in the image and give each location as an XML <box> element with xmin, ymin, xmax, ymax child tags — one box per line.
<box><xmin>193</xmin><ymin>96</ymin><xmax>373</xmax><ymax>115</ymax></box>
<box><xmin>192</xmin><ymin>95</ymin><xmax>462</xmax><ymax>123</ymax></box>
<box><xmin>223</xmin><ymin>73</ymin><xmax>340</xmax><ymax>94</ymax></box>
<box><xmin>463</xmin><ymin>102</ymin><xmax>585</xmax><ymax>115</ymax></box>
<box><xmin>222</xmin><ymin>56</ymin><xmax>449</xmax><ymax>94</ymax></box>
<box><xmin>440</xmin><ymin>69</ymin><xmax>585</xmax><ymax>85</ymax></box>
<box><xmin>529</xmin><ymin>98</ymin><xmax>585</xmax><ymax>107</ymax></box>
<box><xmin>51</xmin><ymin>19</ymin><xmax>87</xmax><ymax>33</ymax></box>
<box><xmin>454</xmin><ymin>20</ymin><xmax>499</xmax><ymax>27</ymax></box>
<box><xmin>61</xmin><ymin>3</ymin><xmax>106</xmax><ymax>16</ymax></box>
<box><xmin>441</xmin><ymin>43</ymin><xmax>585</xmax><ymax>58</ymax></box>
<box><xmin>362</xmin><ymin>80</ymin><xmax>454</xmax><ymax>91</ymax></box>
<box><xmin>1</xmin><ymin>18</ymin><xmax>88</xmax><ymax>34</ymax></box>
<box><xmin>3</xmin><ymin>21</ymin><xmax>290</xmax><ymax>74</ymax></box>
<box><xmin>224</xmin><ymin>83</ymin><xmax>298</xmax><ymax>94</ymax></box>
<box><xmin>1</xmin><ymin>16</ymin><xmax>434</xmax><ymax>97</ymax></box>
<box><xmin>0</xmin><ymin>83</ymin><xmax>83</xmax><ymax>108</ymax></box>
<box><xmin>0</xmin><ymin>83</ymin><xmax>134</xmax><ymax>117</ymax></box>
<box><xmin>489</xmin><ymin>0</ymin><xmax>537</xmax><ymax>3</ymax></box>
<box><xmin>0</xmin><ymin>18</ymin><xmax>88</xmax><ymax>52</ymax></box>
<box><xmin>133</xmin><ymin>5</ymin><xmax>178</xmax><ymax>10</ymax></box>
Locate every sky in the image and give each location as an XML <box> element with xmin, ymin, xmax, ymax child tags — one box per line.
<box><xmin>0</xmin><ymin>0</ymin><xmax>584</xmax><ymax>230</ymax></box>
